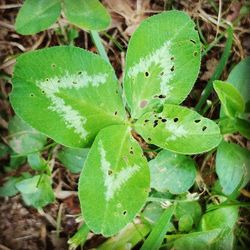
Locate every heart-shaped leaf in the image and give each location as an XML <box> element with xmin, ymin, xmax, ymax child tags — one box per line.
<box><xmin>149</xmin><ymin>150</ymin><xmax>196</xmax><ymax>194</ymax></box>
<box><xmin>78</xmin><ymin>125</ymin><xmax>150</xmax><ymax>236</ymax></box>
<box><xmin>15</xmin><ymin>0</ymin><xmax>61</xmax><ymax>35</ymax></box>
<box><xmin>135</xmin><ymin>104</ymin><xmax>222</xmax><ymax>154</ymax></box>
<box><xmin>124</xmin><ymin>10</ymin><xmax>201</xmax><ymax>118</ymax></box>
<box><xmin>63</xmin><ymin>0</ymin><xmax>111</xmax><ymax>31</ymax></box>
<box><xmin>10</xmin><ymin>46</ymin><xmax>126</xmax><ymax>148</ymax></box>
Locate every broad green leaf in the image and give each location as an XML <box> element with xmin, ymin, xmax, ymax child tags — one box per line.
<box><xmin>218</xmin><ymin>117</ymin><xmax>237</xmax><ymax>135</ymax></box>
<box><xmin>149</xmin><ymin>150</ymin><xmax>196</xmax><ymax>194</ymax></box>
<box><xmin>141</xmin><ymin>205</ymin><xmax>175</xmax><ymax>250</ymax></box>
<box><xmin>10</xmin><ymin>46</ymin><xmax>126</xmax><ymax>148</ymax></box>
<box><xmin>135</xmin><ymin>104</ymin><xmax>222</xmax><ymax>154</ymax></box>
<box><xmin>63</xmin><ymin>0</ymin><xmax>111</xmax><ymax>31</ymax></box>
<box><xmin>199</xmin><ymin>206</ymin><xmax>238</xmax><ymax>250</ymax></box>
<box><xmin>16</xmin><ymin>174</ymin><xmax>55</xmax><ymax>208</ymax></box>
<box><xmin>178</xmin><ymin>214</ymin><xmax>193</xmax><ymax>232</ymax></box>
<box><xmin>216</xmin><ymin>141</ymin><xmax>250</xmax><ymax>195</ymax></box>
<box><xmin>227</xmin><ymin>57</ymin><xmax>250</xmax><ymax>109</ymax></box>
<box><xmin>235</xmin><ymin>118</ymin><xmax>250</xmax><ymax>139</ymax></box>
<box><xmin>175</xmin><ymin>201</ymin><xmax>202</xmax><ymax>227</ymax></box>
<box><xmin>57</xmin><ymin>147</ymin><xmax>89</xmax><ymax>173</ymax></box>
<box><xmin>27</xmin><ymin>153</ymin><xmax>48</xmax><ymax>172</ymax></box>
<box><xmin>97</xmin><ymin>223</ymin><xmax>150</xmax><ymax>250</ymax></box>
<box><xmin>15</xmin><ymin>0</ymin><xmax>61</xmax><ymax>35</ymax></box>
<box><xmin>124</xmin><ymin>10</ymin><xmax>201</xmax><ymax>118</ymax></box>
<box><xmin>79</xmin><ymin>125</ymin><xmax>150</xmax><ymax>236</ymax></box>
<box><xmin>172</xmin><ymin>229</ymin><xmax>222</xmax><ymax>250</ymax></box>
<box><xmin>213</xmin><ymin>80</ymin><xmax>245</xmax><ymax>117</ymax></box>
<box><xmin>8</xmin><ymin>115</ymin><xmax>47</xmax><ymax>155</ymax></box>
<box><xmin>0</xmin><ymin>175</ymin><xmax>27</xmax><ymax>197</ymax></box>
<box><xmin>200</xmin><ymin>206</ymin><xmax>238</xmax><ymax>231</ymax></box>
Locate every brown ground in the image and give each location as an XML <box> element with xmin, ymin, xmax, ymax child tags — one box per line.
<box><xmin>0</xmin><ymin>0</ymin><xmax>250</xmax><ymax>249</ymax></box>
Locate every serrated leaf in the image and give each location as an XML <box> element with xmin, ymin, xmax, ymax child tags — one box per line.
<box><xmin>78</xmin><ymin>125</ymin><xmax>150</xmax><ymax>236</ymax></box>
<box><xmin>8</xmin><ymin>115</ymin><xmax>47</xmax><ymax>155</ymax></box>
<box><xmin>15</xmin><ymin>0</ymin><xmax>61</xmax><ymax>35</ymax></box>
<box><xmin>149</xmin><ymin>150</ymin><xmax>196</xmax><ymax>194</ymax></box>
<box><xmin>10</xmin><ymin>46</ymin><xmax>126</xmax><ymax>148</ymax></box>
<box><xmin>57</xmin><ymin>147</ymin><xmax>89</xmax><ymax>173</ymax></box>
<box><xmin>124</xmin><ymin>10</ymin><xmax>201</xmax><ymax>118</ymax></box>
<box><xmin>16</xmin><ymin>174</ymin><xmax>55</xmax><ymax>208</ymax></box>
<box><xmin>213</xmin><ymin>80</ymin><xmax>245</xmax><ymax>117</ymax></box>
<box><xmin>135</xmin><ymin>104</ymin><xmax>222</xmax><ymax>154</ymax></box>
<box><xmin>216</xmin><ymin>141</ymin><xmax>250</xmax><ymax>195</ymax></box>
<box><xmin>63</xmin><ymin>0</ymin><xmax>111</xmax><ymax>31</ymax></box>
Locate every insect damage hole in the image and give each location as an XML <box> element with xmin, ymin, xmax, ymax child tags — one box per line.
<box><xmin>194</xmin><ymin>119</ymin><xmax>201</xmax><ymax>123</ymax></box>
<box><xmin>123</xmin><ymin>210</ymin><xmax>127</xmax><ymax>216</ymax></box>
<box><xmin>193</xmin><ymin>51</ymin><xmax>198</xmax><ymax>57</ymax></box>
<box><xmin>173</xmin><ymin>117</ymin><xmax>179</xmax><ymax>122</ymax></box>
<box><xmin>108</xmin><ymin>170</ymin><xmax>113</xmax><ymax>176</ymax></box>
<box><xmin>170</xmin><ymin>65</ymin><xmax>175</xmax><ymax>72</ymax></box>
<box><xmin>190</xmin><ymin>39</ymin><xmax>196</xmax><ymax>44</ymax></box>
<box><xmin>30</xmin><ymin>93</ymin><xmax>35</xmax><ymax>97</ymax></box>
<box><xmin>144</xmin><ymin>71</ymin><xmax>150</xmax><ymax>77</ymax></box>
<box><xmin>51</xmin><ymin>64</ymin><xmax>56</xmax><ymax>68</ymax></box>
<box><xmin>202</xmin><ymin>126</ymin><xmax>207</xmax><ymax>131</ymax></box>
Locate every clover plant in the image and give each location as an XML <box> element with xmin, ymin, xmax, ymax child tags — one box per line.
<box><xmin>15</xmin><ymin>0</ymin><xmax>110</xmax><ymax>35</ymax></box>
<box><xmin>10</xmin><ymin>11</ymin><xmax>222</xmax><ymax>236</ymax></box>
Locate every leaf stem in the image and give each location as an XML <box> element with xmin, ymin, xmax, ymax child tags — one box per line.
<box><xmin>195</xmin><ymin>26</ymin><xmax>233</xmax><ymax>112</ymax></box>
<box><xmin>90</xmin><ymin>30</ymin><xmax>110</xmax><ymax>63</ymax></box>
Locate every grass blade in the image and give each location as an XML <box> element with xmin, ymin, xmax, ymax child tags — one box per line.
<box><xmin>141</xmin><ymin>205</ymin><xmax>175</xmax><ymax>250</ymax></box>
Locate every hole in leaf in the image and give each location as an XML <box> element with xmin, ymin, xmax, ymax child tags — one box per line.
<box><xmin>193</xmin><ymin>51</ymin><xmax>198</xmax><ymax>57</ymax></box>
<box><xmin>170</xmin><ymin>65</ymin><xmax>175</xmax><ymax>72</ymax></box>
<box><xmin>115</xmin><ymin>90</ymin><xmax>119</xmax><ymax>94</ymax></box>
<box><xmin>144</xmin><ymin>71</ymin><xmax>149</xmax><ymax>77</ymax></box>
<box><xmin>51</xmin><ymin>64</ymin><xmax>56</xmax><ymax>68</ymax></box>
<box><xmin>148</xmin><ymin>138</ymin><xmax>152</xmax><ymax>142</ymax></box>
<box><xmin>162</xmin><ymin>118</ymin><xmax>167</xmax><ymax>122</ymax></box>
<box><xmin>130</xmin><ymin>150</ymin><xmax>134</xmax><ymax>154</ymax></box>
<box><xmin>160</xmin><ymin>72</ymin><xmax>164</xmax><ymax>76</ymax></box>
<box><xmin>144</xmin><ymin>119</ymin><xmax>149</xmax><ymax>123</ymax></box>
<box><xmin>114</xmin><ymin>111</ymin><xmax>118</xmax><ymax>115</ymax></box>
<box><xmin>46</xmin><ymin>78</ymin><xmax>49</xmax><ymax>81</ymax></box>
<box><xmin>57</xmin><ymin>80</ymin><xmax>61</xmax><ymax>83</ymax></box>
<box><xmin>190</xmin><ymin>39</ymin><xmax>196</xmax><ymax>44</ymax></box>
<box><xmin>153</xmin><ymin>120</ymin><xmax>158</xmax><ymax>127</ymax></box>
<box><xmin>171</xmin><ymin>56</ymin><xmax>175</xmax><ymax>61</ymax></box>
<box><xmin>173</xmin><ymin>117</ymin><xmax>179</xmax><ymax>122</ymax></box>
<box><xmin>140</xmin><ymin>100</ymin><xmax>148</xmax><ymax>108</ymax></box>
<box><xmin>159</xmin><ymin>94</ymin><xmax>166</xmax><ymax>99</ymax></box>
<box><xmin>194</xmin><ymin>119</ymin><xmax>201</xmax><ymax>123</ymax></box>
<box><xmin>202</xmin><ymin>126</ymin><xmax>207</xmax><ymax>131</ymax></box>
<box><xmin>108</xmin><ymin>170</ymin><xmax>113</xmax><ymax>176</ymax></box>
<box><xmin>41</xmin><ymin>90</ymin><xmax>45</xmax><ymax>94</ymax></box>
<box><xmin>30</xmin><ymin>93</ymin><xmax>34</xmax><ymax>97</ymax></box>
<box><xmin>78</xmin><ymin>71</ymin><xmax>82</xmax><ymax>75</ymax></box>
<box><xmin>123</xmin><ymin>210</ymin><xmax>127</xmax><ymax>216</ymax></box>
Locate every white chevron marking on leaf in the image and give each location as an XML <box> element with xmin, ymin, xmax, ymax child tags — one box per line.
<box><xmin>127</xmin><ymin>41</ymin><xmax>174</xmax><ymax>95</ymax></box>
<box><xmin>99</xmin><ymin>141</ymin><xmax>140</xmax><ymax>201</ymax></box>
<box><xmin>37</xmin><ymin>72</ymin><xmax>108</xmax><ymax>139</ymax></box>
<box><xmin>165</xmin><ymin>120</ymin><xmax>187</xmax><ymax>141</ymax></box>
